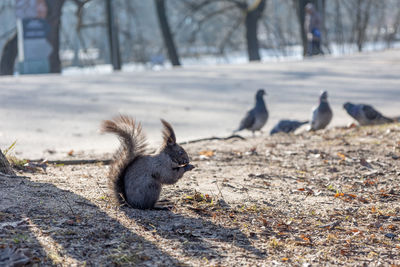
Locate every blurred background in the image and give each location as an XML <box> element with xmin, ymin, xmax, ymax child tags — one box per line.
<box><xmin>1</xmin><ymin>0</ymin><xmax>399</xmax><ymax>75</ymax></box>
<box><xmin>0</xmin><ymin>0</ymin><xmax>399</xmax><ymax>159</ymax></box>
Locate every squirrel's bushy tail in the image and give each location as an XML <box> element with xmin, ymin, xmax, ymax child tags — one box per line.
<box><xmin>101</xmin><ymin>115</ymin><xmax>147</xmax><ymax>204</ymax></box>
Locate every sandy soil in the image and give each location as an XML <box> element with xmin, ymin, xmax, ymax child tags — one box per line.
<box><xmin>1</xmin><ymin>123</ymin><xmax>400</xmax><ymax>266</ymax></box>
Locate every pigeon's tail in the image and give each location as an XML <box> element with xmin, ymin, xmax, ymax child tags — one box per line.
<box><xmin>390</xmin><ymin>116</ymin><xmax>400</xmax><ymax>123</ymax></box>
<box><xmin>300</xmin><ymin>120</ymin><xmax>309</xmax><ymax>125</ymax></box>
<box><xmin>381</xmin><ymin>115</ymin><xmax>395</xmax><ymax>124</ymax></box>
<box><xmin>232</xmin><ymin>126</ymin><xmax>244</xmax><ymax>134</ymax></box>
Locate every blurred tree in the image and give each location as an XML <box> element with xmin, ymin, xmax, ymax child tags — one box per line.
<box><xmin>244</xmin><ymin>0</ymin><xmax>266</xmax><ymax>61</ymax></box>
<box><xmin>0</xmin><ymin>33</ymin><xmax>17</xmax><ymax>75</ymax></box>
<box><xmin>172</xmin><ymin>1</ymin><xmax>243</xmax><ymax>57</ymax></box>
<box><xmin>218</xmin><ymin>0</ymin><xmax>267</xmax><ymax>61</ymax></box>
<box><xmin>117</xmin><ymin>0</ymin><xmax>146</xmax><ymax>63</ymax></box>
<box><xmin>106</xmin><ymin>0</ymin><xmax>121</xmax><ymax>70</ymax></box>
<box><xmin>175</xmin><ymin>0</ymin><xmax>266</xmax><ymax>61</ymax></box>
<box><xmin>46</xmin><ymin>0</ymin><xmax>66</xmax><ymax>73</ymax></box>
<box><xmin>333</xmin><ymin>0</ymin><xmax>344</xmax><ymax>51</ymax></box>
<box><xmin>385</xmin><ymin>1</ymin><xmax>400</xmax><ymax>47</ymax></box>
<box><xmin>351</xmin><ymin>0</ymin><xmax>373</xmax><ymax>52</ymax></box>
<box><xmin>155</xmin><ymin>0</ymin><xmax>181</xmax><ymax>66</ymax></box>
<box><xmin>2</xmin><ymin>0</ymin><xmax>398</xmax><ymax>70</ymax></box>
<box><xmin>70</xmin><ymin>0</ymin><xmax>109</xmax><ymax>66</ymax></box>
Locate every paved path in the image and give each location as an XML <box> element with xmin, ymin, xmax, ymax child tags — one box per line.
<box><xmin>0</xmin><ymin>49</ymin><xmax>399</xmax><ymax>159</ymax></box>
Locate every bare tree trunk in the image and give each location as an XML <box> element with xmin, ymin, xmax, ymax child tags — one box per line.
<box><xmin>45</xmin><ymin>0</ymin><xmax>65</xmax><ymax>73</ymax></box>
<box><xmin>295</xmin><ymin>0</ymin><xmax>307</xmax><ymax>56</ymax></box>
<box><xmin>318</xmin><ymin>0</ymin><xmax>330</xmax><ymax>53</ymax></box>
<box><xmin>0</xmin><ymin>149</ymin><xmax>15</xmax><ymax>176</ymax></box>
<box><xmin>245</xmin><ymin>0</ymin><xmax>266</xmax><ymax>61</ymax></box>
<box><xmin>155</xmin><ymin>0</ymin><xmax>181</xmax><ymax>66</ymax></box>
<box><xmin>372</xmin><ymin>1</ymin><xmax>385</xmax><ymax>43</ymax></box>
<box><xmin>386</xmin><ymin>2</ymin><xmax>400</xmax><ymax>48</ymax></box>
<box><xmin>0</xmin><ymin>33</ymin><xmax>17</xmax><ymax>76</ymax></box>
<box><xmin>354</xmin><ymin>0</ymin><xmax>361</xmax><ymax>51</ymax></box>
<box><xmin>355</xmin><ymin>0</ymin><xmax>372</xmax><ymax>52</ymax></box>
<box><xmin>106</xmin><ymin>0</ymin><xmax>122</xmax><ymax>70</ymax></box>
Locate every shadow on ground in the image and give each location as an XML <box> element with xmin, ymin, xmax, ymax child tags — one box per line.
<box><xmin>121</xmin><ymin>206</ymin><xmax>266</xmax><ymax>260</ymax></box>
<box><xmin>0</xmin><ymin>174</ymin><xmax>183</xmax><ymax>265</ymax></box>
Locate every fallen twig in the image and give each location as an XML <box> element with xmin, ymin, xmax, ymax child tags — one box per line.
<box><xmin>30</xmin><ymin>159</ymin><xmax>112</xmax><ymax>165</ymax></box>
<box><xmin>182</xmin><ymin>134</ymin><xmax>245</xmax><ymax>144</ymax></box>
<box><xmin>319</xmin><ymin>220</ymin><xmax>342</xmax><ymax>230</ymax></box>
<box><xmin>20</xmin><ymin>136</ymin><xmax>245</xmax><ymax>166</ymax></box>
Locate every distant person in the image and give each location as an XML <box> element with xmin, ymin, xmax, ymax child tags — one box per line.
<box><xmin>304</xmin><ymin>3</ymin><xmax>323</xmax><ymax>56</ymax></box>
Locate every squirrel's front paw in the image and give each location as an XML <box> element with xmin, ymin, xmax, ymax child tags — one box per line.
<box><xmin>184</xmin><ymin>164</ymin><xmax>195</xmax><ymax>172</ymax></box>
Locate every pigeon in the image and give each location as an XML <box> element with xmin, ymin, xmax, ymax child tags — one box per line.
<box><xmin>343</xmin><ymin>102</ymin><xmax>393</xmax><ymax>126</ymax></box>
<box><xmin>234</xmin><ymin>89</ymin><xmax>268</xmax><ymax>135</ymax></box>
<box><xmin>310</xmin><ymin>91</ymin><xmax>333</xmax><ymax>130</ymax></box>
<box><xmin>270</xmin><ymin>120</ymin><xmax>309</xmax><ymax>135</ymax></box>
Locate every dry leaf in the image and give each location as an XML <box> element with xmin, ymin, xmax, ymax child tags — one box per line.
<box><xmin>358</xmin><ymin>196</ymin><xmax>369</xmax><ymax>203</ymax></box>
<box><xmin>260</xmin><ymin>218</ymin><xmax>268</xmax><ymax>226</ymax></box>
<box><xmin>337</xmin><ymin>152</ymin><xmax>346</xmax><ymax>160</ymax></box>
<box><xmin>199</xmin><ymin>150</ymin><xmax>214</xmax><ymax>157</ymax></box>
<box><xmin>364</xmin><ymin>179</ymin><xmax>376</xmax><ymax>186</ymax></box>
<box><xmin>300</xmin><ymin>234</ymin><xmax>310</xmax><ymax>242</ymax></box>
<box><xmin>340</xmin><ymin>249</ymin><xmax>349</xmax><ymax>256</ymax></box>
<box><xmin>327</xmin><ymin>233</ymin><xmax>337</xmax><ymax>240</ymax></box>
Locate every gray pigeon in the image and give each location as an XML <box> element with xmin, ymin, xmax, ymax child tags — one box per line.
<box><xmin>343</xmin><ymin>102</ymin><xmax>393</xmax><ymax>125</ymax></box>
<box><xmin>310</xmin><ymin>91</ymin><xmax>333</xmax><ymax>130</ymax></box>
<box><xmin>270</xmin><ymin>120</ymin><xmax>309</xmax><ymax>135</ymax></box>
<box><xmin>235</xmin><ymin>89</ymin><xmax>268</xmax><ymax>134</ymax></box>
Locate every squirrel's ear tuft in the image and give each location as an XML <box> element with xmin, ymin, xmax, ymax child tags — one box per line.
<box><xmin>161</xmin><ymin>119</ymin><xmax>176</xmax><ymax>145</ymax></box>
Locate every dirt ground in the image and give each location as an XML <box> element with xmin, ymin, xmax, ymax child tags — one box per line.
<box><xmin>1</xmin><ymin>123</ymin><xmax>400</xmax><ymax>266</ymax></box>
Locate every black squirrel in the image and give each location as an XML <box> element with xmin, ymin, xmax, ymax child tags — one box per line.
<box><xmin>101</xmin><ymin>115</ymin><xmax>194</xmax><ymax>209</ymax></box>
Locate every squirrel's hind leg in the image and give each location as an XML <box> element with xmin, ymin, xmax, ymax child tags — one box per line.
<box><xmin>125</xmin><ymin>175</ymin><xmax>162</xmax><ymax>209</ymax></box>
